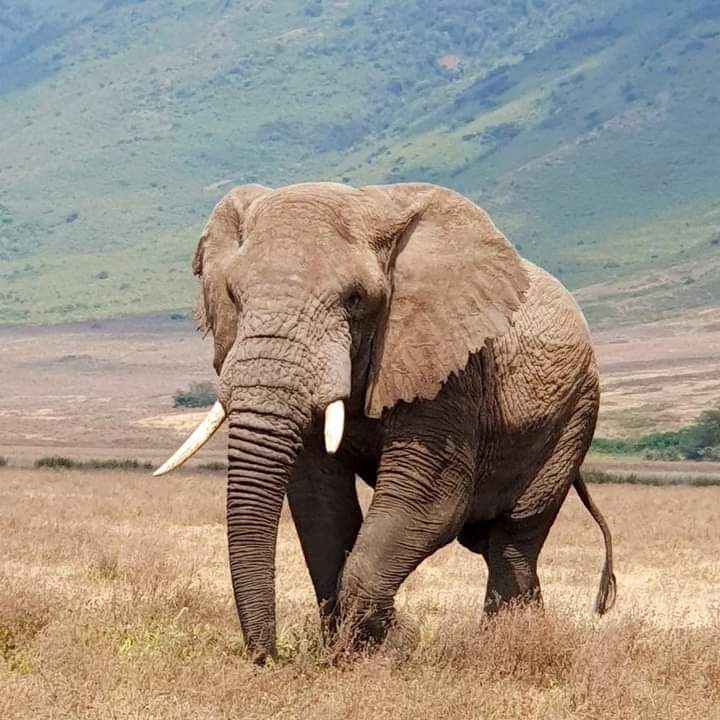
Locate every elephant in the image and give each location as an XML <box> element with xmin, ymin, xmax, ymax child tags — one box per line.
<box><xmin>155</xmin><ymin>181</ymin><xmax>616</xmax><ymax>663</ymax></box>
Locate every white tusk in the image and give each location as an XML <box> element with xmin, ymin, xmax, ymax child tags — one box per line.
<box><xmin>324</xmin><ymin>399</ymin><xmax>345</xmax><ymax>455</ymax></box>
<box><xmin>153</xmin><ymin>401</ymin><xmax>227</xmax><ymax>476</ymax></box>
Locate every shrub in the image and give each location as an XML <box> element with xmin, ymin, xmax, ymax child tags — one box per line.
<box><xmin>679</xmin><ymin>408</ymin><xmax>720</xmax><ymax>459</ymax></box>
<box><xmin>35</xmin><ymin>456</ymin><xmax>75</xmax><ymax>469</ymax></box>
<box><xmin>173</xmin><ymin>382</ymin><xmax>215</xmax><ymax>409</ymax></box>
<box><xmin>84</xmin><ymin>459</ymin><xmax>154</xmax><ymax>471</ymax></box>
<box><xmin>198</xmin><ymin>462</ymin><xmax>226</xmax><ymax>472</ymax></box>
<box><xmin>592</xmin><ymin>407</ymin><xmax>720</xmax><ymax>461</ymax></box>
<box><xmin>584</xmin><ymin>468</ymin><xmax>720</xmax><ymax>487</ymax></box>
<box><xmin>0</xmin><ymin>456</ymin><xmax>7</xmax><ymax>467</ymax></box>
<box><xmin>34</xmin><ymin>457</ymin><xmax>154</xmax><ymax>471</ymax></box>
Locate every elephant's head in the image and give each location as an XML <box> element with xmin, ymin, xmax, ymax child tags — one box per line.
<box><xmin>155</xmin><ymin>182</ymin><xmax>528</xmax><ymax>660</ymax></box>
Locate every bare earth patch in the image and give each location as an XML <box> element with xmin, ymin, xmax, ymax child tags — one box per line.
<box><xmin>591</xmin><ymin>308</ymin><xmax>720</xmax><ymax>437</ymax></box>
<box><xmin>0</xmin><ymin>469</ymin><xmax>718</xmax><ymax>719</ymax></box>
<box><xmin>0</xmin><ymin>316</ymin><xmax>227</xmax><ymax>467</ymax></box>
<box><xmin>1</xmin><ymin>309</ymin><xmax>719</xmax><ymax>469</ymax></box>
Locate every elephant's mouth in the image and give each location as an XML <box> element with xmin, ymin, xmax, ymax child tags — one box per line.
<box><xmin>153</xmin><ymin>397</ymin><xmax>346</xmax><ymax>476</ymax></box>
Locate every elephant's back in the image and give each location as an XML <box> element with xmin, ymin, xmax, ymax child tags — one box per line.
<box><xmin>489</xmin><ymin>259</ymin><xmax>599</xmax><ymax>433</ymax></box>
<box><xmin>516</xmin><ymin>260</ymin><xmax>593</xmax><ymax>347</ymax></box>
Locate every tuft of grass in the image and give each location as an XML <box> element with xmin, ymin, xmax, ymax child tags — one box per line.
<box><xmin>34</xmin><ymin>457</ymin><xmax>154</xmax><ymax>471</ymax></box>
<box><xmin>197</xmin><ymin>462</ymin><xmax>226</xmax><ymax>472</ymax></box>
<box><xmin>34</xmin><ymin>456</ymin><xmax>75</xmax><ymax>470</ymax></box>
<box><xmin>91</xmin><ymin>552</ymin><xmax>121</xmax><ymax>582</ymax></box>
<box><xmin>0</xmin><ymin>587</ymin><xmax>57</xmax><ymax>676</ymax></box>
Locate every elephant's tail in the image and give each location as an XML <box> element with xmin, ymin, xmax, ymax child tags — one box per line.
<box><xmin>573</xmin><ymin>473</ymin><xmax>617</xmax><ymax>615</ymax></box>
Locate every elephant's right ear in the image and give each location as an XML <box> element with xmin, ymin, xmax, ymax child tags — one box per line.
<box><xmin>363</xmin><ymin>183</ymin><xmax>529</xmax><ymax>418</ymax></box>
<box><xmin>193</xmin><ymin>184</ymin><xmax>270</xmax><ymax>373</ymax></box>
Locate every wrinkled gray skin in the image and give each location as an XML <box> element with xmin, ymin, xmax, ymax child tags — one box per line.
<box><xmin>190</xmin><ymin>181</ymin><xmax>616</xmax><ymax>662</ymax></box>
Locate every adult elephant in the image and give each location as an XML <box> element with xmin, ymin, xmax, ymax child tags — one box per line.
<box><xmin>155</xmin><ymin>182</ymin><xmax>616</xmax><ymax>662</ymax></box>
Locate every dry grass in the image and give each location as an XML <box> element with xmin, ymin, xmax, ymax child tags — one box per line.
<box><xmin>0</xmin><ymin>470</ymin><xmax>718</xmax><ymax>719</ymax></box>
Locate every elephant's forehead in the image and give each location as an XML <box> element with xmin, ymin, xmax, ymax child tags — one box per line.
<box><xmin>246</xmin><ymin>188</ymin><xmax>367</xmax><ymax>245</ymax></box>
<box><xmin>247</xmin><ymin>209</ymin><xmax>342</xmax><ymax>239</ymax></box>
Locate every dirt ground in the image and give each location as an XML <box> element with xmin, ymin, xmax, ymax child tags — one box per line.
<box><xmin>0</xmin><ymin>315</ymin><xmax>225</xmax><ymax>467</ymax></box>
<box><xmin>591</xmin><ymin>307</ymin><xmax>720</xmax><ymax>438</ymax></box>
<box><xmin>1</xmin><ymin>308</ymin><xmax>719</xmax><ymax>470</ymax></box>
<box><xmin>0</xmin><ymin>469</ymin><xmax>718</xmax><ymax>719</ymax></box>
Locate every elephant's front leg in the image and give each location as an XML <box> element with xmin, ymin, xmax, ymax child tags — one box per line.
<box><xmin>336</xmin><ymin>435</ymin><xmax>474</xmax><ymax>646</ymax></box>
<box><xmin>287</xmin><ymin>449</ymin><xmax>362</xmax><ymax>630</ymax></box>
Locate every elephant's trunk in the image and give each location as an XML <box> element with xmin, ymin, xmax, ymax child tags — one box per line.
<box><xmin>225</xmin><ymin>407</ymin><xmax>303</xmax><ymax>662</ymax></box>
<box><xmin>221</xmin><ymin>327</ymin><xmax>351</xmax><ymax>661</ymax></box>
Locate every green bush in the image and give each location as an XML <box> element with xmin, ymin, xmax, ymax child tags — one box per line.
<box><xmin>0</xmin><ymin>456</ymin><xmax>7</xmax><ymax>468</ymax></box>
<box><xmin>678</xmin><ymin>409</ymin><xmax>720</xmax><ymax>459</ymax></box>
<box><xmin>590</xmin><ymin>438</ymin><xmax>637</xmax><ymax>454</ymax></box>
<box><xmin>592</xmin><ymin>406</ymin><xmax>720</xmax><ymax>461</ymax></box>
<box><xmin>591</xmin><ymin>431</ymin><xmax>684</xmax><ymax>456</ymax></box>
<box><xmin>173</xmin><ymin>382</ymin><xmax>216</xmax><ymax>409</ymax></box>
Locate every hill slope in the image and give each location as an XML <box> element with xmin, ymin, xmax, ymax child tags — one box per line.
<box><xmin>1</xmin><ymin>0</ymin><xmax>719</xmax><ymax>325</ymax></box>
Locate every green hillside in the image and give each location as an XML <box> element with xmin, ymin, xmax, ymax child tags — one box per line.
<box><xmin>1</xmin><ymin>0</ymin><xmax>719</xmax><ymax>325</ymax></box>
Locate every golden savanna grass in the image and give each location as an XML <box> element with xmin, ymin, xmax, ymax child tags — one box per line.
<box><xmin>1</xmin><ymin>469</ymin><xmax>718</xmax><ymax>719</ymax></box>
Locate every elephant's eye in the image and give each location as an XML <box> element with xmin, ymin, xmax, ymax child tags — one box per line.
<box><xmin>343</xmin><ymin>289</ymin><xmax>365</xmax><ymax>316</ymax></box>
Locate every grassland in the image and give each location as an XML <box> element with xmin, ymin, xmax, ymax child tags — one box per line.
<box><xmin>1</xmin><ymin>0</ymin><xmax>719</xmax><ymax>324</ymax></box>
<box><xmin>0</xmin><ymin>467</ymin><xmax>718</xmax><ymax>719</ymax></box>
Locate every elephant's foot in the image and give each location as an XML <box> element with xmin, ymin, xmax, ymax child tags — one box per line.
<box><xmin>245</xmin><ymin>640</ymin><xmax>277</xmax><ymax>666</ymax></box>
<box><xmin>325</xmin><ymin>595</ymin><xmax>398</xmax><ymax>656</ymax></box>
<box><xmin>482</xmin><ymin>518</ymin><xmax>545</xmax><ymax>618</ymax></box>
<box><xmin>343</xmin><ymin>607</ymin><xmax>396</xmax><ymax>650</ymax></box>
<box><xmin>241</xmin><ymin>625</ymin><xmax>278</xmax><ymax>666</ymax></box>
<box><xmin>483</xmin><ymin>585</ymin><xmax>543</xmax><ymax>616</ymax></box>
<box><xmin>328</xmin><ymin>611</ymin><xmax>421</xmax><ymax>662</ymax></box>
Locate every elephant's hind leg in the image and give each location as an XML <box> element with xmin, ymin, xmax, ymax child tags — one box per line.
<box><xmin>484</xmin><ymin>393</ymin><xmax>597</xmax><ymax>614</ymax></box>
<box><xmin>483</xmin><ymin>518</ymin><xmax>545</xmax><ymax>614</ymax></box>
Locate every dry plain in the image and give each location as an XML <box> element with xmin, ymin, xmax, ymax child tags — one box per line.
<box><xmin>0</xmin><ymin>312</ymin><xmax>719</xmax><ymax>718</ymax></box>
<box><xmin>1</xmin><ymin>306</ymin><xmax>720</xmax><ymax>465</ymax></box>
<box><xmin>0</xmin><ymin>470</ymin><xmax>718</xmax><ymax>719</ymax></box>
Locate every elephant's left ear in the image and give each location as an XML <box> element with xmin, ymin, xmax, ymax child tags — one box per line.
<box><xmin>363</xmin><ymin>183</ymin><xmax>529</xmax><ymax>418</ymax></box>
<box><xmin>192</xmin><ymin>184</ymin><xmax>271</xmax><ymax>373</ymax></box>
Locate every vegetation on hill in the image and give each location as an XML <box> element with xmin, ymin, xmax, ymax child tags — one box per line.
<box><xmin>592</xmin><ymin>406</ymin><xmax>720</xmax><ymax>460</ymax></box>
<box><xmin>1</xmin><ymin>1</ymin><xmax>719</xmax><ymax>324</ymax></box>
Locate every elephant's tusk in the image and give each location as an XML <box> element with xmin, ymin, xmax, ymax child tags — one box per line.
<box><xmin>324</xmin><ymin>399</ymin><xmax>345</xmax><ymax>455</ymax></box>
<box><xmin>153</xmin><ymin>401</ymin><xmax>227</xmax><ymax>476</ymax></box>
